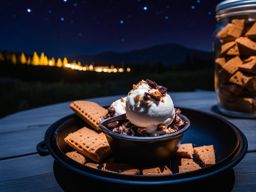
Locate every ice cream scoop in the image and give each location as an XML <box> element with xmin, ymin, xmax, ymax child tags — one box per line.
<box><xmin>109</xmin><ymin>97</ymin><xmax>127</xmax><ymax>116</ymax></box>
<box><xmin>126</xmin><ymin>80</ymin><xmax>175</xmax><ymax>133</ymax></box>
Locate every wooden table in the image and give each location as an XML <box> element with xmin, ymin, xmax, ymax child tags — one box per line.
<box><xmin>0</xmin><ymin>91</ymin><xmax>255</xmax><ymax>192</ymax></box>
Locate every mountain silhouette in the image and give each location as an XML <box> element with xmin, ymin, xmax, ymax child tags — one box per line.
<box><xmin>74</xmin><ymin>43</ymin><xmax>212</xmax><ymax>66</ymax></box>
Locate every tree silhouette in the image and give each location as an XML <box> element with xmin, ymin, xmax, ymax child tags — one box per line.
<box><xmin>0</xmin><ymin>52</ymin><xmax>4</xmax><ymax>62</ymax></box>
<box><xmin>39</xmin><ymin>52</ymin><xmax>45</xmax><ymax>65</ymax></box>
<box><xmin>56</xmin><ymin>58</ymin><xmax>63</xmax><ymax>67</ymax></box>
<box><xmin>32</xmin><ymin>52</ymin><xmax>40</xmax><ymax>65</ymax></box>
<box><xmin>43</xmin><ymin>55</ymin><xmax>49</xmax><ymax>66</ymax></box>
<box><xmin>63</xmin><ymin>57</ymin><xmax>68</xmax><ymax>65</ymax></box>
<box><xmin>11</xmin><ymin>53</ymin><xmax>17</xmax><ymax>64</ymax></box>
<box><xmin>20</xmin><ymin>52</ymin><xmax>27</xmax><ymax>64</ymax></box>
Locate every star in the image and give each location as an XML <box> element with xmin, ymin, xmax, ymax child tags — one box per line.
<box><xmin>73</xmin><ymin>3</ymin><xmax>78</xmax><ymax>7</ymax></box>
<box><xmin>60</xmin><ymin>17</ymin><xmax>65</xmax><ymax>22</ymax></box>
<box><xmin>63</xmin><ymin>0</ymin><xmax>68</xmax><ymax>2</ymax></box>
<box><xmin>164</xmin><ymin>16</ymin><xmax>169</xmax><ymax>20</ymax></box>
<box><xmin>197</xmin><ymin>0</ymin><xmax>201</xmax><ymax>3</ymax></box>
<box><xmin>143</xmin><ymin>6</ymin><xmax>148</xmax><ymax>11</ymax></box>
<box><xmin>119</xmin><ymin>20</ymin><xmax>124</xmax><ymax>24</ymax></box>
<box><xmin>26</xmin><ymin>8</ymin><xmax>31</xmax><ymax>13</ymax></box>
<box><xmin>208</xmin><ymin>11</ymin><xmax>212</xmax><ymax>15</ymax></box>
<box><xmin>191</xmin><ymin>5</ymin><xmax>196</xmax><ymax>10</ymax></box>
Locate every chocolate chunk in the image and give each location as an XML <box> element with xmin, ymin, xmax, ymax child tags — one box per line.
<box><xmin>146</xmin><ymin>79</ymin><xmax>158</xmax><ymax>89</ymax></box>
<box><xmin>143</xmin><ymin>92</ymin><xmax>151</xmax><ymax>101</ymax></box>
<box><xmin>107</xmin><ymin>106</ymin><xmax>115</xmax><ymax>117</ymax></box>
<box><xmin>157</xmin><ymin>85</ymin><xmax>167</xmax><ymax>95</ymax></box>
<box><xmin>107</xmin><ymin>121</ymin><xmax>119</xmax><ymax>129</ymax></box>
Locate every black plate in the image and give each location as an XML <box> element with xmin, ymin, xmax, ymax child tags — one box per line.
<box><xmin>37</xmin><ymin>107</ymin><xmax>247</xmax><ymax>189</ymax></box>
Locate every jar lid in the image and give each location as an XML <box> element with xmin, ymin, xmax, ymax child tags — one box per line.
<box><xmin>216</xmin><ymin>0</ymin><xmax>256</xmax><ymax>21</ymax></box>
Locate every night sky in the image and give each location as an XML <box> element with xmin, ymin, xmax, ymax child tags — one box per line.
<box><xmin>0</xmin><ymin>0</ymin><xmax>222</xmax><ymax>57</ymax></box>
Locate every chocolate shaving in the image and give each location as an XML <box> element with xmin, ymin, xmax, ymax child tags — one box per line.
<box><xmin>107</xmin><ymin>106</ymin><xmax>115</xmax><ymax>117</ymax></box>
<box><xmin>157</xmin><ymin>86</ymin><xmax>167</xmax><ymax>96</ymax></box>
<box><xmin>143</xmin><ymin>92</ymin><xmax>151</xmax><ymax>101</ymax></box>
<box><xmin>145</xmin><ymin>92</ymin><xmax>161</xmax><ymax>101</ymax></box>
<box><xmin>146</xmin><ymin>79</ymin><xmax>158</xmax><ymax>89</ymax></box>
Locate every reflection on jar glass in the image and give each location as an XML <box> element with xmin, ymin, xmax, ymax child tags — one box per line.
<box><xmin>214</xmin><ymin>0</ymin><xmax>256</xmax><ymax>118</ymax></box>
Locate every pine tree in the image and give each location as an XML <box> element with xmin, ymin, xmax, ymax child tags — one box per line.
<box><xmin>27</xmin><ymin>57</ymin><xmax>31</xmax><ymax>65</ymax></box>
<box><xmin>32</xmin><ymin>52</ymin><xmax>40</xmax><ymax>65</ymax></box>
<box><xmin>56</xmin><ymin>58</ymin><xmax>63</xmax><ymax>67</ymax></box>
<box><xmin>11</xmin><ymin>53</ymin><xmax>17</xmax><ymax>64</ymax></box>
<box><xmin>0</xmin><ymin>52</ymin><xmax>4</xmax><ymax>61</ymax></box>
<box><xmin>20</xmin><ymin>52</ymin><xmax>27</xmax><ymax>64</ymax></box>
<box><xmin>43</xmin><ymin>55</ymin><xmax>49</xmax><ymax>66</ymax></box>
<box><xmin>39</xmin><ymin>52</ymin><xmax>45</xmax><ymax>65</ymax></box>
<box><xmin>63</xmin><ymin>57</ymin><xmax>68</xmax><ymax>65</ymax></box>
<box><xmin>49</xmin><ymin>57</ymin><xmax>55</xmax><ymax>66</ymax></box>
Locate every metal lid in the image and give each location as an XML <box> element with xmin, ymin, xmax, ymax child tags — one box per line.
<box><xmin>216</xmin><ymin>0</ymin><xmax>256</xmax><ymax>21</ymax></box>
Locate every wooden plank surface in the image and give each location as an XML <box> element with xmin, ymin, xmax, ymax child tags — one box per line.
<box><xmin>0</xmin><ymin>91</ymin><xmax>255</xmax><ymax>191</ymax></box>
<box><xmin>0</xmin><ymin>92</ymin><xmax>255</xmax><ymax>159</ymax></box>
<box><xmin>0</xmin><ymin>153</ymin><xmax>255</xmax><ymax>191</ymax></box>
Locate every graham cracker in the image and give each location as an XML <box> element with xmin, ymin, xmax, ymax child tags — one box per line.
<box><xmin>66</xmin><ymin>151</ymin><xmax>86</xmax><ymax>164</ymax></box>
<box><xmin>222</xmin><ymin>56</ymin><xmax>243</xmax><ymax>75</ymax></box>
<box><xmin>236</xmin><ymin>37</ymin><xmax>256</xmax><ymax>56</ymax></box>
<box><xmin>232</xmin><ymin>19</ymin><xmax>246</xmax><ymax>29</ymax></box>
<box><xmin>142</xmin><ymin>167</ymin><xmax>162</xmax><ymax>175</ymax></box>
<box><xmin>229</xmin><ymin>71</ymin><xmax>252</xmax><ymax>87</ymax></box>
<box><xmin>217</xmin><ymin>23</ymin><xmax>243</xmax><ymax>42</ymax></box>
<box><xmin>142</xmin><ymin>166</ymin><xmax>173</xmax><ymax>175</ymax></box>
<box><xmin>221</xmin><ymin>41</ymin><xmax>236</xmax><ymax>54</ymax></box>
<box><xmin>219</xmin><ymin>95</ymin><xmax>255</xmax><ymax>113</ymax></box>
<box><xmin>226</xmin><ymin>43</ymin><xmax>239</xmax><ymax>56</ymax></box>
<box><xmin>64</xmin><ymin>127</ymin><xmax>111</xmax><ymax>162</ymax></box>
<box><xmin>215</xmin><ymin>57</ymin><xmax>226</xmax><ymax>69</ymax></box>
<box><xmin>239</xmin><ymin>56</ymin><xmax>256</xmax><ymax>74</ymax></box>
<box><xmin>104</xmin><ymin>161</ymin><xmax>139</xmax><ymax>175</ymax></box>
<box><xmin>85</xmin><ymin>162</ymin><xmax>102</xmax><ymax>170</ymax></box>
<box><xmin>194</xmin><ymin>145</ymin><xmax>216</xmax><ymax>166</ymax></box>
<box><xmin>70</xmin><ymin>101</ymin><xmax>108</xmax><ymax>131</ymax></box>
<box><xmin>246</xmin><ymin>22</ymin><xmax>256</xmax><ymax>38</ymax></box>
<box><xmin>178</xmin><ymin>158</ymin><xmax>201</xmax><ymax>174</ymax></box>
<box><xmin>177</xmin><ymin>143</ymin><xmax>194</xmax><ymax>159</ymax></box>
<box><xmin>161</xmin><ymin>166</ymin><xmax>173</xmax><ymax>175</ymax></box>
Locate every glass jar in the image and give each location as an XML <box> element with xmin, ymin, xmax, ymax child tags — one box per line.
<box><xmin>214</xmin><ymin>0</ymin><xmax>256</xmax><ymax>118</ymax></box>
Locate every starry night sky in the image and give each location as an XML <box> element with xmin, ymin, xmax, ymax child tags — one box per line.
<box><xmin>0</xmin><ymin>0</ymin><xmax>222</xmax><ymax>57</ymax></box>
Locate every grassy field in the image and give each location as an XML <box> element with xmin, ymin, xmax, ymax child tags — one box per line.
<box><xmin>0</xmin><ymin>69</ymin><xmax>214</xmax><ymax>118</ymax></box>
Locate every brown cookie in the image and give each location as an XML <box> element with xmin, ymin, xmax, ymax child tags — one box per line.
<box><xmin>219</xmin><ymin>95</ymin><xmax>255</xmax><ymax>113</ymax></box>
<box><xmin>215</xmin><ymin>57</ymin><xmax>226</xmax><ymax>69</ymax></box>
<box><xmin>85</xmin><ymin>162</ymin><xmax>102</xmax><ymax>170</ymax></box>
<box><xmin>161</xmin><ymin>166</ymin><xmax>173</xmax><ymax>175</ymax></box>
<box><xmin>142</xmin><ymin>167</ymin><xmax>162</xmax><ymax>175</ymax></box>
<box><xmin>217</xmin><ymin>23</ymin><xmax>243</xmax><ymax>42</ymax></box>
<box><xmin>239</xmin><ymin>56</ymin><xmax>256</xmax><ymax>74</ymax></box>
<box><xmin>232</xmin><ymin>19</ymin><xmax>246</xmax><ymax>29</ymax></box>
<box><xmin>64</xmin><ymin>127</ymin><xmax>111</xmax><ymax>162</ymax></box>
<box><xmin>246</xmin><ymin>22</ymin><xmax>256</xmax><ymax>38</ymax></box>
<box><xmin>177</xmin><ymin>143</ymin><xmax>194</xmax><ymax>159</ymax></box>
<box><xmin>236</xmin><ymin>37</ymin><xmax>256</xmax><ymax>56</ymax></box>
<box><xmin>222</xmin><ymin>56</ymin><xmax>243</xmax><ymax>75</ymax></box>
<box><xmin>70</xmin><ymin>101</ymin><xmax>108</xmax><ymax>131</ymax></box>
<box><xmin>229</xmin><ymin>71</ymin><xmax>252</xmax><ymax>87</ymax></box>
<box><xmin>178</xmin><ymin>158</ymin><xmax>201</xmax><ymax>174</ymax></box>
<box><xmin>194</xmin><ymin>145</ymin><xmax>216</xmax><ymax>166</ymax></box>
<box><xmin>66</xmin><ymin>151</ymin><xmax>86</xmax><ymax>164</ymax></box>
<box><xmin>221</xmin><ymin>41</ymin><xmax>236</xmax><ymax>55</ymax></box>
<box><xmin>104</xmin><ymin>161</ymin><xmax>139</xmax><ymax>175</ymax></box>
<box><xmin>142</xmin><ymin>166</ymin><xmax>173</xmax><ymax>175</ymax></box>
